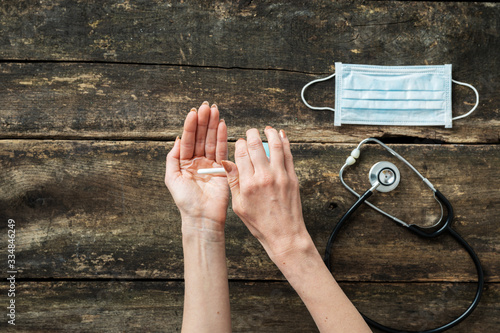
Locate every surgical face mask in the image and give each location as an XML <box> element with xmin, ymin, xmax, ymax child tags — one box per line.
<box><xmin>301</xmin><ymin>63</ymin><xmax>479</xmax><ymax>128</ymax></box>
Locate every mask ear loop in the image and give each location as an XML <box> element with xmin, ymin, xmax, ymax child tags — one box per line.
<box><xmin>301</xmin><ymin>73</ymin><xmax>336</xmax><ymax>112</ymax></box>
<box><xmin>452</xmin><ymin>80</ymin><xmax>479</xmax><ymax>120</ymax></box>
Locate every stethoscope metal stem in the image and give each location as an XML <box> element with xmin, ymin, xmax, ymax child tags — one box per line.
<box><xmin>369</xmin><ymin>180</ymin><xmax>380</xmax><ymax>192</ymax></box>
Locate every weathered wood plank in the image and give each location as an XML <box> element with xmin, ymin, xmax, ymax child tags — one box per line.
<box><xmin>0</xmin><ymin>63</ymin><xmax>498</xmax><ymax>143</ymax></box>
<box><xmin>1</xmin><ymin>141</ymin><xmax>498</xmax><ymax>282</ymax></box>
<box><xmin>0</xmin><ymin>281</ymin><xmax>497</xmax><ymax>332</ymax></box>
<box><xmin>0</xmin><ymin>1</ymin><xmax>498</xmax><ymax>74</ymax></box>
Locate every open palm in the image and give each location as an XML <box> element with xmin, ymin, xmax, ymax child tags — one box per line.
<box><xmin>165</xmin><ymin>103</ymin><xmax>229</xmax><ymax>230</ymax></box>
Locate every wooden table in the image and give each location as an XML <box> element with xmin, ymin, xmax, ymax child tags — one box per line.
<box><xmin>1</xmin><ymin>1</ymin><xmax>498</xmax><ymax>332</ymax></box>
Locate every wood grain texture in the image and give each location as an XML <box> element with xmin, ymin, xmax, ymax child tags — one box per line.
<box><xmin>0</xmin><ymin>1</ymin><xmax>498</xmax><ymax>73</ymax></box>
<box><xmin>0</xmin><ymin>281</ymin><xmax>498</xmax><ymax>332</ymax></box>
<box><xmin>1</xmin><ymin>0</ymin><xmax>498</xmax><ymax>331</ymax></box>
<box><xmin>0</xmin><ymin>62</ymin><xmax>498</xmax><ymax>143</ymax></box>
<box><xmin>1</xmin><ymin>140</ymin><xmax>497</xmax><ymax>282</ymax></box>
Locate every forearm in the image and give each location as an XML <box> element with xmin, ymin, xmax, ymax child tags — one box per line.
<box><xmin>271</xmin><ymin>233</ymin><xmax>371</xmax><ymax>333</ymax></box>
<box><xmin>181</xmin><ymin>218</ymin><xmax>231</xmax><ymax>333</ymax></box>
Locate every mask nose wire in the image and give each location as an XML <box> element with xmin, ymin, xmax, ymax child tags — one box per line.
<box><xmin>301</xmin><ymin>73</ymin><xmax>336</xmax><ymax>112</ymax></box>
<box><xmin>451</xmin><ymin>79</ymin><xmax>479</xmax><ymax>120</ymax></box>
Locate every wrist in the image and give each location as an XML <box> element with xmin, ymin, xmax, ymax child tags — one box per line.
<box><xmin>272</xmin><ymin>236</ymin><xmax>326</xmax><ymax>286</ymax></box>
<box><xmin>266</xmin><ymin>229</ymin><xmax>317</xmax><ymax>267</ymax></box>
<box><xmin>181</xmin><ymin>215</ymin><xmax>226</xmax><ymax>243</ymax></box>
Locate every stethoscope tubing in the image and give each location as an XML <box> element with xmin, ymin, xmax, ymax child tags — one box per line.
<box><xmin>324</xmin><ymin>187</ymin><xmax>484</xmax><ymax>333</ymax></box>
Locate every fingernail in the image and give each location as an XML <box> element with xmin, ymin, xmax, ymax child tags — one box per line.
<box><xmin>212</xmin><ymin>103</ymin><xmax>218</xmax><ymax>108</ymax></box>
<box><xmin>280</xmin><ymin>130</ymin><xmax>286</xmax><ymax>139</ymax></box>
<box><xmin>221</xmin><ymin>160</ymin><xmax>232</xmax><ymax>173</ymax></box>
<box><xmin>190</xmin><ymin>108</ymin><xmax>197</xmax><ymax>113</ymax></box>
<box><xmin>202</xmin><ymin>101</ymin><xmax>209</xmax><ymax>106</ymax></box>
<box><xmin>265</xmin><ymin>126</ymin><xmax>272</xmax><ymax>130</ymax></box>
<box><xmin>176</xmin><ymin>136</ymin><xmax>180</xmax><ymax>142</ymax></box>
<box><xmin>219</xmin><ymin>119</ymin><xmax>225</xmax><ymax>123</ymax></box>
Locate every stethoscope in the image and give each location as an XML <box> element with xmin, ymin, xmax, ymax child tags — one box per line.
<box><xmin>324</xmin><ymin>138</ymin><xmax>484</xmax><ymax>333</ymax></box>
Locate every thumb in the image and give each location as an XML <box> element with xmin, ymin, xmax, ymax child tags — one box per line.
<box><xmin>221</xmin><ymin>160</ymin><xmax>240</xmax><ymax>198</ymax></box>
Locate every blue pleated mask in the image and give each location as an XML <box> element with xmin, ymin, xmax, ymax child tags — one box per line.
<box><xmin>301</xmin><ymin>63</ymin><xmax>479</xmax><ymax>128</ymax></box>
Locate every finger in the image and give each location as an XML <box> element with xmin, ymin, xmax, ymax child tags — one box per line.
<box><xmin>222</xmin><ymin>160</ymin><xmax>240</xmax><ymax>199</ymax></box>
<box><xmin>205</xmin><ymin>103</ymin><xmax>219</xmax><ymax>161</ymax></box>
<box><xmin>280</xmin><ymin>130</ymin><xmax>296</xmax><ymax>175</ymax></box>
<box><xmin>194</xmin><ymin>101</ymin><xmax>210</xmax><ymax>156</ymax></box>
<box><xmin>264</xmin><ymin>126</ymin><xmax>285</xmax><ymax>169</ymax></box>
<box><xmin>216</xmin><ymin>118</ymin><xmax>228</xmax><ymax>163</ymax></box>
<box><xmin>246</xmin><ymin>128</ymin><xmax>269</xmax><ymax>171</ymax></box>
<box><xmin>234</xmin><ymin>138</ymin><xmax>254</xmax><ymax>177</ymax></box>
<box><xmin>180</xmin><ymin>109</ymin><xmax>198</xmax><ymax>160</ymax></box>
<box><xmin>165</xmin><ymin>136</ymin><xmax>181</xmax><ymax>184</ymax></box>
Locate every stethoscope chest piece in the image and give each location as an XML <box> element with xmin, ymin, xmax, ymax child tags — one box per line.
<box><xmin>369</xmin><ymin>161</ymin><xmax>400</xmax><ymax>192</ymax></box>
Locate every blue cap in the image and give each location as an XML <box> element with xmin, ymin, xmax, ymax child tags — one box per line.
<box><xmin>263</xmin><ymin>142</ymin><xmax>270</xmax><ymax>159</ymax></box>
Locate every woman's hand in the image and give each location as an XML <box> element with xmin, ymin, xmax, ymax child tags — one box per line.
<box><xmin>166</xmin><ymin>102</ymin><xmax>232</xmax><ymax>333</ymax></box>
<box><xmin>165</xmin><ymin>102</ymin><xmax>229</xmax><ymax>236</ymax></box>
<box><xmin>222</xmin><ymin>127</ymin><xmax>309</xmax><ymax>258</ymax></box>
<box><xmin>222</xmin><ymin>127</ymin><xmax>372</xmax><ymax>332</ymax></box>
